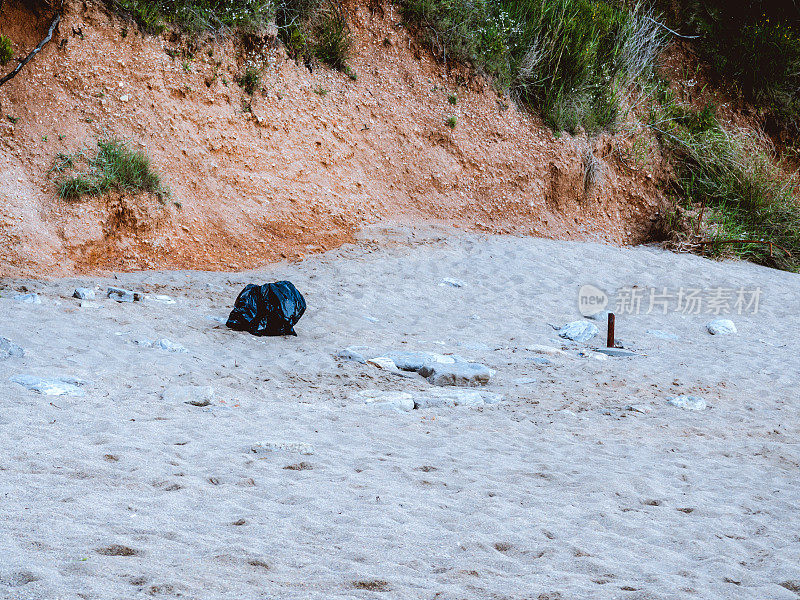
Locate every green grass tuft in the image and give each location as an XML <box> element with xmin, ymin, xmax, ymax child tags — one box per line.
<box><xmin>55</xmin><ymin>138</ymin><xmax>168</xmax><ymax>201</ymax></box>
<box><xmin>236</xmin><ymin>67</ymin><xmax>261</xmax><ymax>95</ymax></box>
<box><xmin>0</xmin><ymin>35</ymin><xmax>13</xmax><ymax>66</ymax></box>
<box><xmin>111</xmin><ymin>0</ymin><xmax>275</xmax><ymax>34</ymax></box>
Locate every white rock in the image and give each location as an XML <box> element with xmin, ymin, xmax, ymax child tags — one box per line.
<box><xmin>10</xmin><ymin>374</ymin><xmax>87</xmax><ymax>396</ymax></box>
<box><xmin>120</xmin><ymin>94</ymin><xmax>130</xmax><ymax>102</ymax></box>
<box><xmin>149</xmin><ymin>295</ymin><xmax>176</xmax><ymax>304</ymax></box>
<box><xmin>439</xmin><ymin>278</ymin><xmax>466</xmax><ymax>288</ymax></box>
<box><xmin>73</xmin><ymin>287</ymin><xmax>95</xmax><ymax>300</ymax></box>
<box><xmin>366</xmin><ymin>356</ymin><xmax>398</xmax><ymax>371</ymax></box>
<box><xmin>251</xmin><ymin>441</ymin><xmax>315</xmax><ymax>456</ymax></box>
<box><xmin>668</xmin><ymin>395</ymin><xmax>707</xmax><ymax>411</ymax></box>
<box><xmin>413</xmin><ymin>388</ymin><xmax>502</xmax><ymax>409</ymax></box>
<box><xmin>558</xmin><ymin>321</ymin><xmax>600</xmax><ymax>343</ymax></box>
<box><xmin>13</xmin><ymin>293</ymin><xmax>41</xmax><ymax>304</ymax></box>
<box><xmin>153</xmin><ymin>339</ymin><xmax>188</xmax><ymax>353</ymax></box>
<box><xmin>206</xmin><ymin>315</ymin><xmax>228</xmax><ymax>324</ymax></box>
<box><xmin>385</xmin><ymin>351</ymin><xmax>454</xmax><ymax>371</ymax></box>
<box><xmin>358</xmin><ymin>389</ymin><xmax>415</xmax><ymax>412</ymax></box>
<box><xmin>706</xmin><ymin>319</ymin><xmax>737</xmax><ymax>335</ymax></box>
<box><xmin>626</xmin><ymin>404</ymin><xmax>652</xmax><ymax>414</ymax></box>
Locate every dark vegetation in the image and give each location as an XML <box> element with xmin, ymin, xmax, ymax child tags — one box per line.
<box><xmin>52</xmin><ymin>138</ymin><xmax>169</xmax><ymax>201</ymax></box>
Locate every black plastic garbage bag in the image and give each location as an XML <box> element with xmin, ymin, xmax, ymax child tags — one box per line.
<box><xmin>226</xmin><ymin>281</ymin><xmax>306</xmax><ymax>336</ymax></box>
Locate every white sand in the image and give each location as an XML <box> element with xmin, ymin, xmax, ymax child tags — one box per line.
<box><xmin>1</xmin><ymin>224</ymin><xmax>799</xmax><ymax>599</ymax></box>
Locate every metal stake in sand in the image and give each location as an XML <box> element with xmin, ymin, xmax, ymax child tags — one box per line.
<box><xmin>607</xmin><ymin>313</ymin><xmax>616</xmax><ymax>348</ymax></box>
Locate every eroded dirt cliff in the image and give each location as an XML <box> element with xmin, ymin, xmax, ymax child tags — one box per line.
<box><xmin>0</xmin><ymin>0</ymin><xmax>668</xmax><ymax>276</ymax></box>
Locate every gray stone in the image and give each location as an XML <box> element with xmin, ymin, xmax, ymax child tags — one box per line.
<box><xmin>626</xmin><ymin>404</ymin><xmax>652</xmax><ymax>414</ymax></box>
<box><xmin>251</xmin><ymin>441</ymin><xmax>315</xmax><ymax>455</ymax></box>
<box><xmin>0</xmin><ymin>337</ymin><xmax>24</xmax><ymax>359</ymax></box>
<box><xmin>206</xmin><ymin>315</ymin><xmax>228</xmax><ymax>324</ymax></box>
<box><xmin>440</xmin><ymin>278</ymin><xmax>466</xmax><ymax>288</ymax></box>
<box><xmin>153</xmin><ymin>338</ymin><xmax>188</xmax><ymax>353</ymax></box>
<box><xmin>646</xmin><ymin>329</ymin><xmax>680</xmax><ymax>341</ymax></box>
<box><xmin>10</xmin><ymin>374</ymin><xmax>87</xmax><ymax>396</ymax></box>
<box><xmin>586</xmin><ymin>310</ymin><xmax>611</xmax><ymax>322</ymax></box>
<box><xmin>13</xmin><ymin>293</ymin><xmax>41</xmax><ymax>304</ymax></box>
<box><xmin>335</xmin><ymin>348</ymin><xmax>367</xmax><ymax>364</ymax></box>
<box><xmin>706</xmin><ymin>319</ymin><xmax>737</xmax><ymax>335</ymax></box>
<box><xmin>418</xmin><ymin>361</ymin><xmax>491</xmax><ymax>387</ymax></box>
<box><xmin>358</xmin><ymin>390</ymin><xmax>415</xmax><ymax>412</ymax></box>
<box><xmin>668</xmin><ymin>395</ymin><xmax>707</xmax><ymax>411</ymax></box>
<box><xmin>73</xmin><ymin>288</ymin><xmax>95</xmax><ymax>300</ymax></box>
<box><xmin>385</xmin><ymin>351</ymin><xmax>454</xmax><ymax>372</ymax></box>
<box><xmin>595</xmin><ymin>347</ymin><xmax>638</xmax><ymax>357</ymax></box>
<box><xmin>107</xmin><ymin>287</ymin><xmax>141</xmax><ymax>302</ymax></box>
<box><xmin>558</xmin><ymin>321</ymin><xmax>600</xmax><ymax>343</ymax></box>
<box><xmin>162</xmin><ymin>385</ymin><xmax>214</xmax><ymax>406</ymax></box>
<box><xmin>413</xmin><ymin>388</ymin><xmax>502</xmax><ymax>409</ymax></box>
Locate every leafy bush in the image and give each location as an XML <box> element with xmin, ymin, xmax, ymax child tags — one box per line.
<box><xmin>56</xmin><ymin>138</ymin><xmax>168</xmax><ymax>201</ymax></box>
<box><xmin>686</xmin><ymin>1</ymin><xmax>800</xmax><ymax>132</ymax></box>
<box><xmin>0</xmin><ymin>35</ymin><xmax>13</xmax><ymax>66</ymax></box>
<box><xmin>402</xmin><ymin>0</ymin><xmax>665</xmax><ymax>132</ymax></box>
<box><xmin>276</xmin><ymin>0</ymin><xmax>351</xmax><ymax>70</ymax></box>
<box><xmin>110</xmin><ymin>0</ymin><xmax>275</xmax><ymax>34</ymax></box>
<box><xmin>237</xmin><ymin>66</ymin><xmax>261</xmax><ymax>94</ymax></box>
<box><xmin>311</xmin><ymin>4</ymin><xmax>351</xmax><ymax>70</ymax></box>
<box><xmin>654</xmin><ymin>99</ymin><xmax>800</xmax><ymax>270</ymax></box>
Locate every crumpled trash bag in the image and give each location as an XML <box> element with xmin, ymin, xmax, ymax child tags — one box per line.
<box><xmin>226</xmin><ymin>281</ymin><xmax>306</xmax><ymax>336</ymax></box>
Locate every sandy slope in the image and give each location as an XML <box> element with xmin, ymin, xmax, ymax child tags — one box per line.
<box><xmin>1</xmin><ymin>225</ymin><xmax>799</xmax><ymax>600</ymax></box>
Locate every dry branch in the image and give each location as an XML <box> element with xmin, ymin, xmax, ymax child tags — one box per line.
<box><xmin>0</xmin><ymin>12</ymin><xmax>60</xmax><ymax>87</ymax></box>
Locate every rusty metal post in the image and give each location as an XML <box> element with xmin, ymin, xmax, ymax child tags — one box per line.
<box><xmin>607</xmin><ymin>313</ymin><xmax>615</xmax><ymax>348</ymax></box>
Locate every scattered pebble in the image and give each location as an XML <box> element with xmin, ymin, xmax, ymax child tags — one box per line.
<box><xmin>558</xmin><ymin>321</ymin><xmax>600</xmax><ymax>343</ymax></box>
<box><xmin>439</xmin><ymin>278</ymin><xmax>466</xmax><ymax>288</ymax></box>
<box><xmin>153</xmin><ymin>339</ymin><xmax>188</xmax><ymax>353</ymax></box>
<box><xmin>366</xmin><ymin>356</ymin><xmax>399</xmax><ymax>371</ymax></box>
<box><xmin>359</xmin><ymin>389</ymin><xmax>415</xmax><ymax>412</ymax></box>
<box><xmin>107</xmin><ymin>287</ymin><xmax>141</xmax><ymax>302</ymax></box>
<box><xmin>668</xmin><ymin>395</ymin><xmax>707</xmax><ymax>411</ymax></box>
<box><xmin>251</xmin><ymin>441</ymin><xmax>315</xmax><ymax>456</ymax></box>
<box><xmin>418</xmin><ymin>361</ymin><xmax>491</xmax><ymax>387</ymax></box>
<box><xmin>595</xmin><ymin>347</ymin><xmax>637</xmax><ymax>357</ymax></box>
<box><xmin>0</xmin><ymin>337</ymin><xmax>24</xmax><ymax>359</ymax></box>
<box><xmin>10</xmin><ymin>374</ymin><xmax>88</xmax><ymax>396</ymax></box>
<box><xmin>13</xmin><ymin>293</ymin><xmax>41</xmax><ymax>304</ymax></box>
<box><xmin>73</xmin><ymin>287</ymin><xmax>95</xmax><ymax>300</ymax></box>
<box><xmin>706</xmin><ymin>319</ymin><xmax>737</xmax><ymax>335</ymax></box>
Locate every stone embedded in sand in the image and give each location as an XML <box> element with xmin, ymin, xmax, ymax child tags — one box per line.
<box><xmin>335</xmin><ymin>347</ymin><xmax>368</xmax><ymax>364</ymax></box>
<box><xmin>0</xmin><ymin>337</ymin><xmax>24</xmax><ymax>359</ymax></box>
<box><xmin>251</xmin><ymin>441</ymin><xmax>315</xmax><ymax>456</ymax></box>
<box><xmin>558</xmin><ymin>321</ymin><xmax>600</xmax><ymax>343</ymax></box>
<box><xmin>359</xmin><ymin>389</ymin><xmax>415</xmax><ymax>412</ymax></box>
<box><xmin>149</xmin><ymin>295</ymin><xmax>176</xmax><ymax>304</ymax></box>
<box><xmin>73</xmin><ymin>287</ymin><xmax>95</xmax><ymax>300</ymax></box>
<box><xmin>668</xmin><ymin>395</ymin><xmax>707</xmax><ymax>411</ymax></box>
<box><xmin>525</xmin><ymin>344</ymin><xmax>569</xmax><ymax>357</ymax></box>
<box><xmin>10</xmin><ymin>374</ymin><xmax>87</xmax><ymax>396</ymax></box>
<box><xmin>13</xmin><ymin>293</ymin><xmax>41</xmax><ymax>304</ymax></box>
<box><xmin>439</xmin><ymin>277</ymin><xmax>466</xmax><ymax>288</ymax></box>
<box><xmin>706</xmin><ymin>319</ymin><xmax>737</xmax><ymax>335</ymax></box>
<box><xmin>626</xmin><ymin>404</ymin><xmax>652</xmax><ymax>414</ymax></box>
<box><xmin>107</xmin><ymin>287</ymin><xmax>141</xmax><ymax>302</ymax></box>
<box><xmin>595</xmin><ymin>347</ymin><xmax>637</xmax><ymax>358</ymax></box>
<box><xmin>418</xmin><ymin>361</ymin><xmax>491</xmax><ymax>387</ymax></box>
<box><xmin>413</xmin><ymin>388</ymin><xmax>502</xmax><ymax>409</ymax></box>
<box><xmin>526</xmin><ymin>356</ymin><xmax>552</xmax><ymax>365</ymax></box>
<box><xmin>385</xmin><ymin>351</ymin><xmax>454</xmax><ymax>372</ymax></box>
<box><xmin>586</xmin><ymin>310</ymin><xmax>611</xmax><ymax>322</ymax></box>
<box><xmin>366</xmin><ymin>356</ymin><xmax>399</xmax><ymax>371</ymax></box>
<box><xmin>153</xmin><ymin>339</ymin><xmax>188</xmax><ymax>353</ymax></box>
<box><xmin>162</xmin><ymin>385</ymin><xmax>214</xmax><ymax>406</ymax></box>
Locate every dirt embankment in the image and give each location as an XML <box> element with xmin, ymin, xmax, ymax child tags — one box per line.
<box><xmin>0</xmin><ymin>0</ymin><xmax>668</xmax><ymax>276</ymax></box>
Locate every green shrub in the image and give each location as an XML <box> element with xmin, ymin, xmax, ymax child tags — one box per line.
<box><xmin>0</xmin><ymin>35</ymin><xmax>13</xmax><ymax>66</ymax></box>
<box><xmin>312</xmin><ymin>4</ymin><xmax>351</xmax><ymax>70</ymax></box>
<box><xmin>655</xmin><ymin>101</ymin><xmax>800</xmax><ymax>270</ymax></box>
<box><xmin>687</xmin><ymin>1</ymin><xmax>800</xmax><ymax>132</ymax></box>
<box><xmin>111</xmin><ymin>0</ymin><xmax>275</xmax><ymax>34</ymax></box>
<box><xmin>236</xmin><ymin>67</ymin><xmax>261</xmax><ymax>94</ymax></box>
<box><xmin>56</xmin><ymin>138</ymin><xmax>168</xmax><ymax>201</ymax></box>
<box><xmin>402</xmin><ymin>0</ymin><xmax>665</xmax><ymax>133</ymax></box>
<box><xmin>446</xmin><ymin>115</ymin><xmax>457</xmax><ymax>128</ymax></box>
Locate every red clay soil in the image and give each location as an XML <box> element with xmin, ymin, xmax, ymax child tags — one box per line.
<box><xmin>0</xmin><ymin>0</ymin><xmax>668</xmax><ymax>276</ymax></box>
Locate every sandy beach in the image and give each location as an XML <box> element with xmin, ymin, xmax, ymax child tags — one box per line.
<box><xmin>1</xmin><ymin>224</ymin><xmax>799</xmax><ymax>599</ymax></box>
